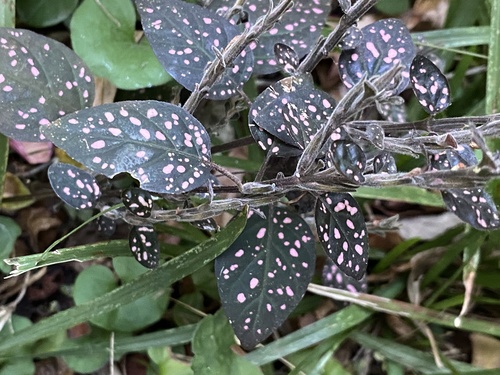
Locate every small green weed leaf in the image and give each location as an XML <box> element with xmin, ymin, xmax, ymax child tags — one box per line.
<box><xmin>149</xmin><ymin>347</ymin><xmax>194</xmax><ymax>375</ymax></box>
<box><xmin>17</xmin><ymin>0</ymin><xmax>78</xmax><ymax>28</ymax></box>
<box><xmin>0</xmin><ymin>216</ymin><xmax>21</xmax><ymax>273</ymax></box>
<box><xmin>73</xmin><ymin>264</ymin><xmax>169</xmax><ymax>332</ymax></box>
<box><xmin>249</xmin><ymin>76</ymin><xmax>336</xmax><ymax>155</ymax></box>
<box><xmin>172</xmin><ymin>292</ymin><xmax>204</xmax><ymax>326</ymax></box>
<box><xmin>215</xmin><ymin>206</ymin><xmax>315</xmax><ymax>349</ymax></box>
<box><xmin>410</xmin><ymin>55</ymin><xmax>451</xmax><ymax>115</ymax></box>
<box><xmin>70</xmin><ymin>0</ymin><xmax>170</xmax><ymax>90</ymax></box>
<box><xmin>208</xmin><ymin>0</ymin><xmax>331</xmax><ymax>75</ymax></box>
<box><xmin>62</xmin><ymin>326</ymin><xmax>109</xmax><ymax>374</ymax></box>
<box><xmin>330</xmin><ymin>141</ymin><xmax>366</xmax><ymax>184</ymax></box>
<box><xmin>0</xmin><ymin>209</ymin><xmax>246</xmax><ymax>353</ymax></box>
<box><xmin>42</xmin><ymin>100</ymin><xmax>211</xmax><ymax>194</ymax></box>
<box><xmin>0</xmin><ymin>28</ymin><xmax>94</xmax><ymax>141</ymax></box>
<box><xmin>113</xmin><ymin>256</ymin><xmax>154</xmax><ymax>284</ymax></box>
<box><xmin>136</xmin><ymin>0</ymin><xmax>253</xmax><ymax>100</ymax></box>
<box><xmin>48</xmin><ymin>163</ymin><xmax>101</xmax><ymax>210</ymax></box>
<box><xmin>316</xmin><ymin>193</ymin><xmax>369</xmax><ymax>280</ymax></box>
<box><xmin>192</xmin><ymin>311</ymin><xmax>263</xmax><ymax>375</ymax></box>
<box><xmin>129</xmin><ymin>225</ymin><xmax>160</xmax><ymax>269</ymax></box>
<box><xmin>0</xmin><ymin>361</ymin><xmax>35</xmax><ymax>375</ymax></box>
<box><xmin>0</xmin><ymin>316</ymin><xmax>35</xmax><ymax>375</ymax></box>
<box><xmin>339</xmin><ymin>19</ymin><xmax>415</xmax><ymax>94</ymax></box>
<box><xmin>122</xmin><ymin>187</ymin><xmax>153</xmax><ymax>218</ymax></box>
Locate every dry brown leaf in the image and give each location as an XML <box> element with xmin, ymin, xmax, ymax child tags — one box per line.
<box><xmin>407</xmin><ymin>0</ymin><xmax>450</xmax><ymax>29</ymax></box>
<box><xmin>470</xmin><ymin>333</ymin><xmax>500</xmax><ymax>369</ymax></box>
<box><xmin>18</xmin><ymin>206</ymin><xmax>62</xmax><ymax>251</ymax></box>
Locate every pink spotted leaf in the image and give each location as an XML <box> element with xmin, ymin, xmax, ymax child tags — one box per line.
<box><xmin>442</xmin><ymin>189</ymin><xmax>500</xmax><ymax>230</ymax></box>
<box><xmin>329</xmin><ymin>141</ymin><xmax>366</xmax><ymax>184</ymax></box>
<box><xmin>249</xmin><ymin>76</ymin><xmax>336</xmax><ymax>155</ymax></box>
<box><xmin>129</xmin><ymin>225</ymin><xmax>160</xmax><ymax>268</ymax></box>
<box><xmin>322</xmin><ymin>258</ymin><xmax>367</xmax><ymax>308</ymax></box>
<box><xmin>323</xmin><ymin>259</ymin><xmax>367</xmax><ymax>293</ymax></box>
<box><xmin>48</xmin><ymin>163</ymin><xmax>101</xmax><ymax>210</ymax></box>
<box><xmin>215</xmin><ymin>206</ymin><xmax>316</xmax><ymax>349</ymax></box>
<box><xmin>41</xmin><ymin>100</ymin><xmax>211</xmax><ymax>194</ymax></box>
<box><xmin>122</xmin><ymin>187</ymin><xmax>154</xmax><ymax>218</ymax></box>
<box><xmin>274</xmin><ymin>43</ymin><xmax>299</xmax><ymax>74</ymax></box>
<box><xmin>338</xmin><ymin>26</ymin><xmax>363</xmax><ymax>50</ymax></box>
<box><xmin>0</xmin><ymin>28</ymin><xmax>95</xmax><ymax>142</ymax></box>
<box><xmin>373</xmin><ymin>151</ymin><xmax>397</xmax><ymax>174</ymax></box>
<box><xmin>135</xmin><ymin>0</ymin><xmax>253</xmax><ymax>100</ymax></box>
<box><xmin>208</xmin><ymin>0</ymin><xmax>331</xmax><ymax>75</ymax></box>
<box><xmin>338</xmin><ymin>19</ymin><xmax>415</xmax><ymax>95</ymax></box>
<box><xmin>410</xmin><ymin>55</ymin><xmax>451</xmax><ymax>115</ymax></box>
<box><xmin>315</xmin><ymin>193</ymin><xmax>369</xmax><ymax>280</ymax></box>
<box><xmin>428</xmin><ymin>146</ymin><xmax>499</xmax><ymax>230</ymax></box>
<box><xmin>96</xmin><ymin>215</ymin><xmax>117</xmax><ymax>237</ymax></box>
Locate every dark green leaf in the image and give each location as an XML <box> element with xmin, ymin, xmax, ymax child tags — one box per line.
<box><xmin>315</xmin><ymin>193</ymin><xmax>369</xmax><ymax>280</ymax></box>
<box><xmin>0</xmin><ymin>28</ymin><xmax>94</xmax><ymax>141</ymax></box>
<box><xmin>73</xmin><ymin>262</ymin><xmax>169</xmax><ymax>332</ymax></box>
<box><xmin>192</xmin><ymin>311</ymin><xmax>263</xmax><ymax>375</ymax></box>
<box><xmin>0</xmin><ymin>216</ymin><xmax>22</xmax><ymax>273</ymax></box>
<box><xmin>136</xmin><ymin>0</ymin><xmax>253</xmax><ymax>99</ymax></box>
<box><xmin>42</xmin><ymin>100</ymin><xmax>211</xmax><ymax>194</ymax></box>
<box><xmin>48</xmin><ymin>163</ymin><xmax>101</xmax><ymax>210</ymax></box>
<box><xmin>17</xmin><ymin>0</ymin><xmax>78</xmax><ymax>28</ymax></box>
<box><xmin>216</xmin><ymin>206</ymin><xmax>315</xmax><ymax>349</ymax></box>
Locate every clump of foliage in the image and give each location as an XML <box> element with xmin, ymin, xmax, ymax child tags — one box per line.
<box><xmin>1</xmin><ymin>0</ymin><xmax>500</xmax><ymax>373</ymax></box>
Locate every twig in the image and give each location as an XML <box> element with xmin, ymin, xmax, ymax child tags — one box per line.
<box><xmin>183</xmin><ymin>0</ymin><xmax>294</xmax><ymax>113</ymax></box>
<box><xmin>298</xmin><ymin>0</ymin><xmax>380</xmax><ymax>74</ymax></box>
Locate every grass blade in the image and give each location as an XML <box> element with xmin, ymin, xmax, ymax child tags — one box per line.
<box><xmin>0</xmin><ymin>208</ymin><xmax>247</xmax><ymax>355</ymax></box>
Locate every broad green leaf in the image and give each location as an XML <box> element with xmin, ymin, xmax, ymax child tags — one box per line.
<box><xmin>73</xmin><ymin>263</ymin><xmax>169</xmax><ymax>332</ymax></box>
<box><xmin>353</xmin><ymin>186</ymin><xmax>444</xmax><ymax>207</ymax></box>
<box><xmin>0</xmin><ymin>315</ymin><xmax>35</xmax><ymax>375</ymax></box>
<box><xmin>148</xmin><ymin>347</ymin><xmax>193</xmax><ymax>375</ymax></box>
<box><xmin>0</xmin><ymin>28</ymin><xmax>95</xmax><ymax>141</ymax></box>
<box><xmin>17</xmin><ymin>0</ymin><xmax>78</xmax><ymax>28</ymax></box>
<box><xmin>0</xmin><ymin>216</ymin><xmax>21</xmax><ymax>273</ymax></box>
<box><xmin>70</xmin><ymin>0</ymin><xmax>170</xmax><ymax>89</ymax></box>
<box><xmin>191</xmin><ymin>311</ymin><xmax>263</xmax><ymax>375</ymax></box>
<box><xmin>61</xmin><ymin>326</ymin><xmax>110</xmax><ymax>373</ymax></box>
<box><xmin>0</xmin><ymin>208</ymin><xmax>247</xmax><ymax>354</ymax></box>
